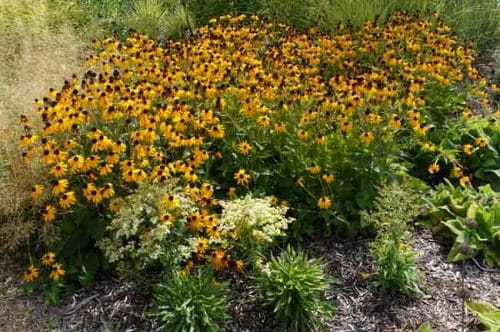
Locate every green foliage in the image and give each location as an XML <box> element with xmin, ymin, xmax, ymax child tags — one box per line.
<box><xmin>125</xmin><ymin>0</ymin><xmax>190</xmax><ymax>39</ymax></box>
<box><xmin>434</xmin><ymin>0</ymin><xmax>500</xmax><ymax>56</ymax></box>
<box><xmin>466</xmin><ymin>302</ymin><xmax>500</xmax><ymax>332</ymax></box>
<box><xmin>362</xmin><ymin>181</ymin><xmax>425</xmax><ymax>295</ymax></box>
<box><xmin>415</xmin><ymin>321</ymin><xmax>433</xmax><ymax>332</ymax></box>
<box><xmin>424</xmin><ymin>181</ymin><xmax>500</xmax><ymax>266</ymax></box>
<box><xmin>153</xmin><ymin>268</ymin><xmax>229</xmax><ymax>332</ymax></box>
<box><xmin>255</xmin><ymin>246</ymin><xmax>334</xmax><ymax>331</ymax></box>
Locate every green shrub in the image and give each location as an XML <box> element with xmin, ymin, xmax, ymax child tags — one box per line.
<box><xmin>255</xmin><ymin>246</ymin><xmax>334</xmax><ymax>331</ymax></box>
<box><xmin>153</xmin><ymin>267</ymin><xmax>229</xmax><ymax>332</ymax></box>
<box><xmin>362</xmin><ymin>181</ymin><xmax>425</xmax><ymax>295</ymax></box>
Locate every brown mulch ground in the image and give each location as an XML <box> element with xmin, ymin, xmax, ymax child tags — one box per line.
<box><xmin>1</xmin><ymin>227</ymin><xmax>498</xmax><ymax>331</ymax></box>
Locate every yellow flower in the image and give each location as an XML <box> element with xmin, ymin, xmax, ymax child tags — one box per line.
<box><xmin>49</xmin><ymin>263</ymin><xmax>66</xmax><ymax>281</ymax></box>
<box><xmin>321</xmin><ymin>173</ymin><xmax>335</xmax><ymax>184</ymax></box>
<box><xmin>163</xmin><ymin>194</ymin><xmax>180</xmax><ymax>209</ymax></box>
<box><xmin>31</xmin><ymin>184</ymin><xmax>44</xmax><ymax>200</ymax></box>
<box><xmin>41</xmin><ymin>252</ymin><xmax>56</xmax><ymax>266</ymax></box>
<box><xmin>160</xmin><ymin>213</ymin><xmax>173</xmax><ymax>224</ymax></box>
<box><xmin>100</xmin><ymin>183</ymin><xmax>115</xmax><ymax>199</ymax></box>
<box><xmin>297</xmin><ymin>129</ymin><xmax>309</xmax><ymax>140</ymax></box>
<box><xmin>59</xmin><ymin>191</ymin><xmax>77</xmax><ymax>209</ymax></box>
<box><xmin>317</xmin><ymin>196</ymin><xmax>332</xmax><ymax>209</ymax></box>
<box><xmin>52</xmin><ymin>179</ymin><xmax>69</xmax><ymax>195</ymax></box>
<box><xmin>50</xmin><ymin>162</ymin><xmax>68</xmax><ymax>178</ymax></box>
<box><xmin>307</xmin><ymin>163</ymin><xmax>321</xmax><ymax>174</ymax></box>
<box><xmin>68</xmin><ymin>155</ymin><xmax>84</xmax><ymax>171</ymax></box>
<box><xmin>42</xmin><ymin>205</ymin><xmax>57</xmax><ymax>222</ymax></box>
<box><xmin>463</xmin><ymin>144</ymin><xmax>474</xmax><ymax>155</ymax></box>
<box><xmin>451</xmin><ymin>165</ymin><xmax>463</xmax><ymax>178</ymax></box>
<box><xmin>235</xmin><ymin>259</ymin><xmax>245</xmax><ymax>271</ymax></box>
<box><xmin>474</xmin><ymin>137</ymin><xmax>487</xmax><ymax>148</ymax></box>
<box><xmin>234</xmin><ymin>169</ymin><xmax>251</xmax><ymax>185</ymax></box>
<box><xmin>196</xmin><ymin>237</ymin><xmax>209</xmax><ymax>254</ymax></box>
<box><xmin>459</xmin><ymin>176</ymin><xmax>471</xmax><ymax>187</ymax></box>
<box><xmin>427</xmin><ymin>163</ymin><xmax>440</xmax><ymax>174</ymax></box>
<box><xmin>273</xmin><ymin>121</ymin><xmax>287</xmax><ymax>133</ymax></box>
<box><xmin>109</xmin><ymin>198</ymin><xmax>123</xmax><ymax>213</ymax></box>
<box><xmin>389</xmin><ymin>115</ymin><xmax>401</xmax><ymax>127</ymax></box>
<box><xmin>210</xmin><ymin>248</ymin><xmax>229</xmax><ymax>271</ymax></box>
<box><xmin>22</xmin><ymin>265</ymin><xmax>39</xmax><ymax>283</ymax></box>
<box><xmin>359</xmin><ymin>132</ymin><xmax>374</xmax><ymax>145</ymax></box>
<box><xmin>238</xmin><ymin>141</ymin><xmax>252</xmax><ymax>155</ymax></box>
<box><xmin>315</xmin><ymin>134</ymin><xmax>326</xmax><ymax>145</ymax></box>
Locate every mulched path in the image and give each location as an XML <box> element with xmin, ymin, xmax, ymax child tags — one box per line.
<box><xmin>1</xmin><ymin>227</ymin><xmax>498</xmax><ymax>331</ymax></box>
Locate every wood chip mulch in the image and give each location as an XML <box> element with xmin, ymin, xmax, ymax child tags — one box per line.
<box><xmin>1</xmin><ymin>227</ymin><xmax>499</xmax><ymax>331</ymax></box>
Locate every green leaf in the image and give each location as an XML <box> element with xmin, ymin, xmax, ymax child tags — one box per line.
<box><xmin>415</xmin><ymin>321</ymin><xmax>432</xmax><ymax>332</ymax></box>
<box><xmin>466</xmin><ymin>302</ymin><xmax>500</xmax><ymax>331</ymax></box>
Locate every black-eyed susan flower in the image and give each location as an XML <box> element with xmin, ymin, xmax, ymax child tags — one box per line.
<box><xmin>187</xmin><ymin>211</ymin><xmax>204</xmax><ymax>231</ymax></box>
<box><xmin>210</xmin><ymin>248</ymin><xmax>229</xmax><ymax>271</ymax></box>
<box><xmin>49</xmin><ymin>263</ymin><xmax>66</xmax><ymax>281</ymax></box>
<box><xmin>451</xmin><ymin>165</ymin><xmax>463</xmax><ymax>178</ymax></box>
<box><xmin>359</xmin><ymin>132</ymin><xmax>374</xmax><ymax>145</ymax></box>
<box><xmin>234</xmin><ymin>169</ymin><xmax>251</xmax><ymax>185</ymax></box>
<box><xmin>315</xmin><ymin>134</ymin><xmax>326</xmax><ymax>145</ymax></box>
<box><xmin>317</xmin><ymin>196</ymin><xmax>332</xmax><ymax>209</ymax></box>
<box><xmin>100</xmin><ymin>183</ymin><xmax>115</xmax><ymax>199</ymax></box>
<box><xmin>297</xmin><ymin>129</ymin><xmax>309</xmax><ymax>140</ymax></box>
<box><xmin>463</xmin><ymin>144</ymin><xmax>474</xmax><ymax>155</ymax></box>
<box><xmin>42</xmin><ymin>205</ymin><xmax>57</xmax><ymax>222</ymax></box>
<box><xmin>474</xmin><ymin>137</ymin><xmax>487</xmax><ymax>148</ymax></box>
<box><xmin>235</xmin><ymin>259</ymin><xmax>245</xmax><ymax>271</ymax></box>
<box><xmin>31</xmin><ymin>184</ymin><xmax>44</xmax><ymax>200</ymax></box>
<box><xmin>52</xmin><ymin>179</ymin><xmax>69</xmax><ymax>195</ymax></box>
<box><xmin>59</xmin><ymin>191</ymin><xmax>77</xmax><ymax>209</ymax></box>
<box><xmin>160</xmin><ymin>212</ymin><xmax>173</xmax><ymax>224</ymax></box>
<box><xmin>307</xmin><ymin>163</ymin><xmax>321</xmax><ymax>174</ymax></box>
<box><xmin>50</xmin><ymin>162</ymin><xmax>68</xmax><ymax>178</ymax></box>
<box><xmin>321</xmin><ymin>173</ymin><xmax>335</xmax><ymax>184</ymax></box>
<box><xmin>22</xmin><ymin>265</ymin><xmax>39</xmax><ymax>283</ymax></box>
<box><xmin>459</xmin><ymin>176</ymin><xmax>471</xmax><ymax>187</ymax></box>
<box><xmin>108</xmin><ymin>198</ymin><xmax>123</xmax><ymax>213</ymax></box>
<box><xmin>196</xmin><ymin>237</ymin><xmax>208</xmax><ymax>254</ymax></box>
<box><xmin>273</xmin><ymin>121</ymin><xmax>287</xmax><ymax>133</ymax></box>
<box><xmin>238</xmin><ymin>141</ymin><xmax>252</xmax><ymax>155</ymax></box>
<box><xmin>41</xmin><ymin>252</ymin><xmax>56</xmax><ymax>266</ymax></box>
<box><xmin>428</xmin><ymin>163</ymin><xmax>440</xmax><ymax>174</ymax></box>
<box><xmin>163</xmin><ymin>194</ymin><xmax>180</xmax><ymax>209</ymax></box>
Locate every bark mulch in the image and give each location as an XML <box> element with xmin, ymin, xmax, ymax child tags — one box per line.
<box><xmin>1</xmin><ymin>227</ymin><xmax>498</xmax><ymax>331</ymax></box>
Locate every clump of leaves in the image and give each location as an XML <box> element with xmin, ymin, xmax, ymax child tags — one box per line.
<box><xmin>153</xmin><ymin>267</ymin><xmax>229</xmax><ymax>332</ymax></box>
<box><xmin>424</xmin><ymin>180</ymin><xmax>500</xmax><ymax>266</ymax></box>
<box><xmin>362</xmin><ymin>180</ymin><xmax>424</xmax><ymax>295</ymax></box>
<box><xmin>255</xmin><ymin>246</ymin><xmax>334</xmax><ymax>331</ymax></box>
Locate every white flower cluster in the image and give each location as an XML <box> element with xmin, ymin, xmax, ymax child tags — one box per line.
<box><xmin>98</xmin><ymin>181</ymin><xmax>196</xmax><ymax>272</ymax></box>
<box><xmin>218</xmin><ymin>194</ymin><xmax>294</xmax><ymax>244</ymax></box>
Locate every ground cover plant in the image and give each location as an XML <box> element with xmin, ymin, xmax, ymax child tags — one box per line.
<box><xmin>0</xmin><ymin>1</ymin><xmax>499</xmax><ymax>329</ymax></box>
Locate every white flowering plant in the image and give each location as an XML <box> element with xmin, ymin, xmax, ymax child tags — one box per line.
<box><xmin>98</xmin><ymin>181</ymin><xmax>196</xmax><ymax>277</ymax></box>
<box><xmin>217</xmin><ymin>194</ymin><xmax>294</xmax><ymax>266</ymax></box>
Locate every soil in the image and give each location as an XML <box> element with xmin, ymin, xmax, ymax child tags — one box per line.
<box><xmin>1</xmin><ymin>227</ymin><xmax>498</xmax><ymax>332</ymax></box>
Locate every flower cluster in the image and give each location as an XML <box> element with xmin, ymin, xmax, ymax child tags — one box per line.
<box><xmin>17</xmin><ymin>12</ymin><xmax>496</xmax><ymax>284</ymax></box>
<box><xmin>218</xmin><ymin>194</ymin><xmax>293</xmax><ymax>244</ymax></box>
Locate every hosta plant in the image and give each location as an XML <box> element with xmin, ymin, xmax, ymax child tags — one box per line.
<box><xmin>424</xmin><ymin>181</ymin><xmax>500</xmax><ymax>266</ymax></box>
<box><xmin>255</xmin><ymin>246</ymin><xmax>334</xmax><ymax>331</ymax></box>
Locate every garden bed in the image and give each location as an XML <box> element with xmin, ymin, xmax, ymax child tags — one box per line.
<box><xmin>2</xmin><ymin>228</ymin><xmax>498</xmax><ymax>331</ymax></box>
